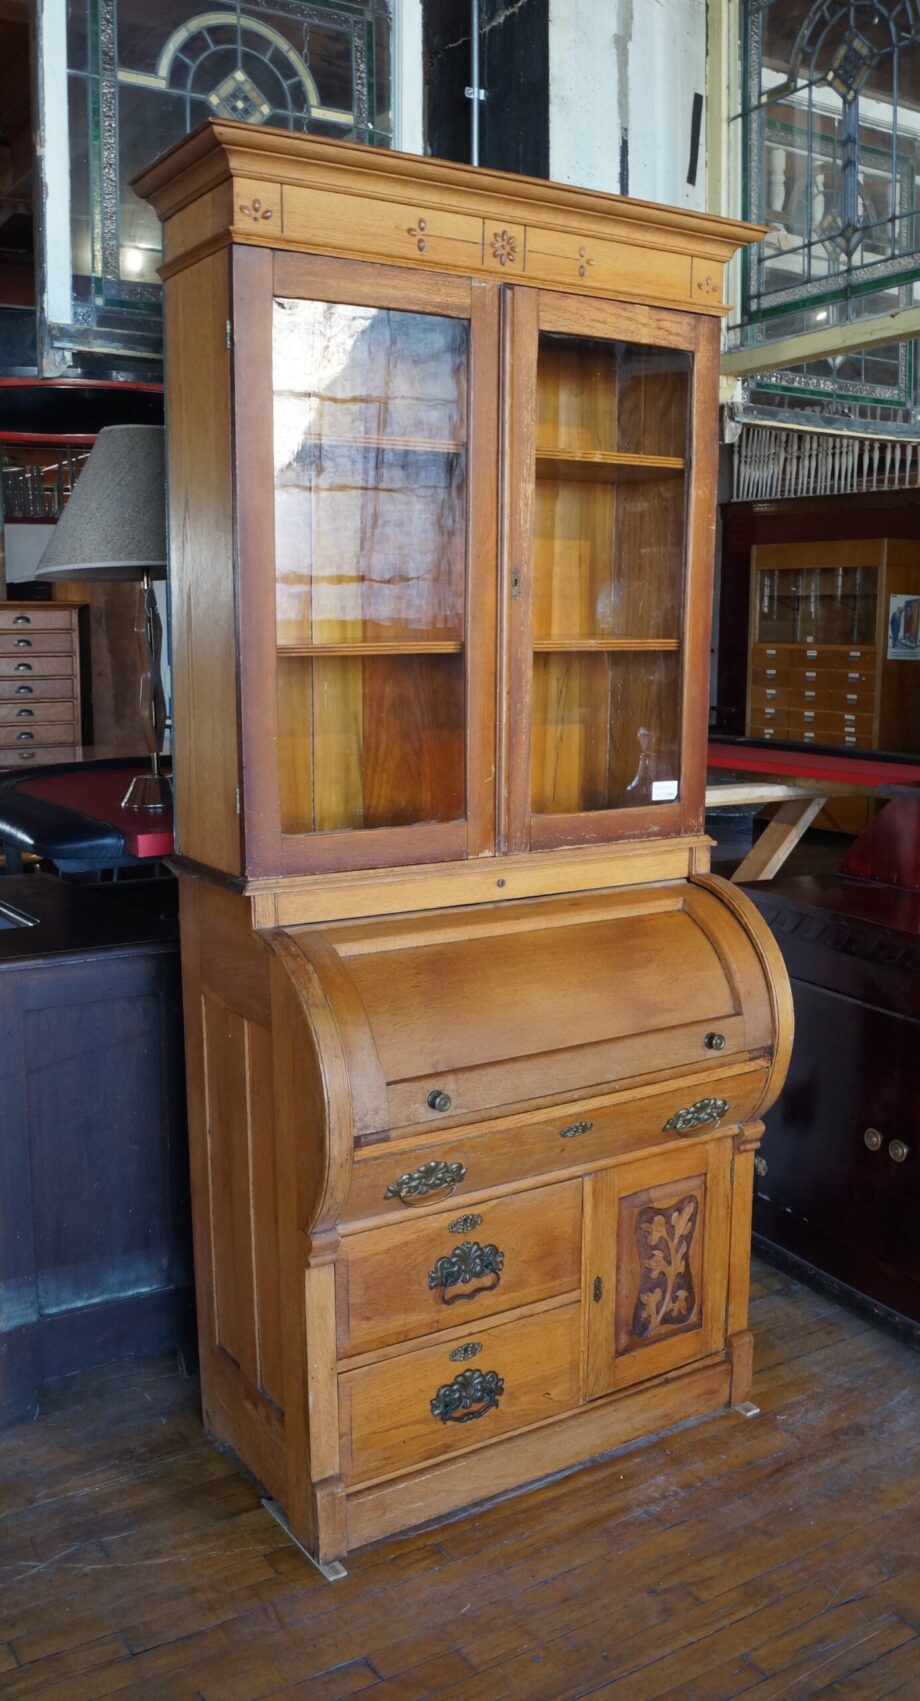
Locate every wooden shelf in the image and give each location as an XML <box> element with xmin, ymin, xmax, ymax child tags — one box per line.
<box><xmin>535</xmin><ymin>449</ymin><xmax>685</xmax><ymax>484</ymax></box>
<box><xmin>277</xmin><ymin>640</ymin><xmax>464</xmax><ymax>657</ymax></box>
<box><xmin>290</xmin><ymin>434</ymin><xmax>465</xmax><ymax>456</ymax></box>
<box><xmin>533</xmin><ymin>638</ymin><xmax>680</xmax><ymax>652</ymax></box>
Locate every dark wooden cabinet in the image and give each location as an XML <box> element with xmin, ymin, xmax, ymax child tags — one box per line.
<box><xmin>0</xmin><ymin>877</ymin><xmax>193</xmax><ymax>1425</ymax></box>
<box><xmin>135</xmin><ymin>121</ymin><xmax>792</xmax><ymax>1570</ymax></box>
<box><xmin>745</xmin><ymin>876</ymin><xmax>920</xmax><ymax>1329</ymax></box>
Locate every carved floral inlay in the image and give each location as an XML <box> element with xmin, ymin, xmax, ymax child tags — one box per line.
<box><xmin>239</xmin><ymin>198</ymin><xmax>273</xmax><ymax>224</ymax></box>
<box><xmin>696</xmin><ymin>272</ymin><xmax>719</xmax><ymax>295</ymax></box>
<box><xmin>408</xmin><ymin>216</ymin><xmax>428</xmax><ymax>252</ymax></box>
<box><xmin>632</xmin><ymin>1194</ymin><xmax>699</xmax><ymax>1339</ymax></box>
<box><xmin>577</xmin><ymin>244</ymin><xmax>595</xmax><ymax>279</ymax></box>
<box><xmin>491</xmin><ymin>229</ymin><xmax>518</xmax><ymax>266</ymax></box>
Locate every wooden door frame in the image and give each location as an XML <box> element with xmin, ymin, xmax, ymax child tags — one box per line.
<box><xmin>501</xmin><ymin>288</ymin><xmax>720</xmax><ymax>855</ymax></box>
<box><xmin>232</xmin><ymin>247</ymin><xmax>500</xmax><ymax>878</ymax></box>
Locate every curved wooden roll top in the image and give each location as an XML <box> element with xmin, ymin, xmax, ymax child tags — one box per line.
<box><xmin>268</xmin><ymin>876</ymin><xmax>792</xmax><ymax>1154</ymax></box>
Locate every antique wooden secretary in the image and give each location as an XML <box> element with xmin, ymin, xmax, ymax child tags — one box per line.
<box><xmin>137</xmin><ymin>123</ymin><xmax>791</xmax><ymax>1570</ymax></box>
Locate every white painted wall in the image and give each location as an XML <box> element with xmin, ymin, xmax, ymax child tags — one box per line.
<box><xmin>548</xmin><ymin>0</ymin><xmax>708</xmax><ymax>211</ymax></box>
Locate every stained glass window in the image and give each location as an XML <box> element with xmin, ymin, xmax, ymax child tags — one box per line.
<box><xmin>52</xmin><ymin>0</ymin><xmax>392</xmax><ymax>368</ymax></box>
<box><xmin>738</xmin><ymin>1</ymin><xmax>920</xmax><ymax>418</ymax></box>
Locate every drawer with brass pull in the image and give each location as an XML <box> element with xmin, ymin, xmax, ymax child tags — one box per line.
<box><xmin>0</xmin><ymin>701</ymin><xmax>76</xmax><ymax>725</ymax></box>
<box><xmin>0</xmin><ymin>678</ymin><xmax>76</xmax><ymax>701</ymax></box>
<box><xmin>0</xmin><ymin>745</ymin><xmax>77</xmax><ymax>768</ymax></box>
<box><xmin>0</xmin><ymin>657</ymin><xmax>78</xmax><ymax>679</ymax></box>
<box><xmin>337</xmin><ymin>1301</ymin><xmax>580</xmax><ymax>1484</ymax></box>
<box><xmin>0</xmin><ymin>720</ymin><xmax>77</xmax><ymax>747</ymax></box>
<box><xmin>0</xmin><ymin>633</ymin><xmax>75</xmax><ymax>656</ymax></box>
<box><xmin>0</xmin><ymin>607</ymin><xmax>76</xmax><ymax>632</ymax></box>
<box><xmin>343</xmin><ymin>1060</ymin><xmax>770</xmax><ymax>1227</ymax></box>
<box><xmin>336</xmin><ymin>1178</ymin><xmax>582</xmax><ymax>1358</ymax></box>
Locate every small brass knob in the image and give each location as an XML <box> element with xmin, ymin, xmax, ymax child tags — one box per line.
<box><xmin>864</xmin><ymin>1127</ymin><xmax>883</xmax><ymax>1152</ymax></box>
<box><xmin>427</xmin><ymin>1089</ymin><xmax>452</xmax><ymax>1113</ymax></box>
<box><xmin>704</xmin><ymin>1032</ymin><xmax>726</xmax><ymax>1051</ymax></box>
<box><xmin>889</xmin><ymin>1139</ymin><xmax>909</xmax><ymax>1164</ymax></box>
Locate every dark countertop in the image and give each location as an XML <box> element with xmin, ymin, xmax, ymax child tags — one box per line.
<box><xmin>0</xmin><ymin>874</ymin><xmax>179</xmax><ymax>966</ymax></box>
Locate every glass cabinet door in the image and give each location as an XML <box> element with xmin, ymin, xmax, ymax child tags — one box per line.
<box><xmin>506</xmin><ymin>295</ymin><xmax>706</xmax><ymax>850</ymax></box>
<box><xmin>256</xmin><ymin>269</ymin><xmax>497</xmax><ymax>874</ymax></box>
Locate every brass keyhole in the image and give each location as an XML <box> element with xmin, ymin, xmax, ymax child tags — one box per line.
<box><xmin>592</xmin><ymin>1276</ymin><xmax>603</xmax><ymax>1303</ymax></box>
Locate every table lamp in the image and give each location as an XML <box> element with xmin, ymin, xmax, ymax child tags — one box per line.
<box><xmin>36</xmin><ymin>424</ymin><xmax>170</xmax><ymax>810</ymax></box>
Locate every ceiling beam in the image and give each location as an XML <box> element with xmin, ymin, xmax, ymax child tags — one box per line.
<box><xmin>720</xmin><ymin>307</ymin><xmax>920</xmax><ymax>379</ymax></box>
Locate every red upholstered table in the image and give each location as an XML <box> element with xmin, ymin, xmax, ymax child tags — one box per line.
<box><xmin>14</xmin><ymin>767</ymin><xmax>173</xmax><ymax>860</ymax></box>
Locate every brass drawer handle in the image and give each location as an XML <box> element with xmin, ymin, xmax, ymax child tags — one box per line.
<box><xmin>384</xmin><ymin>1159</ymin><xmax>466</xmax><ymax>1206</ymax></box>
<box><xmin>15</xmin><ymin>709</ymin><xmax>34</xmax><ymax>718</ymax></box>
<box><xmin>15</xmin><ymin>685</ymin><xmax>33</xmax><ymax>695</ymax></box>
<box><xmin>449</xmin><ymin>1340</ymin><xmax>482</xmax><ymax>1362</ymax></box>
<box><xmin>13</xmin><ymin>639</ymin><xmax>32</xmax><ymax>648</ymax></box>
<box><xmin>12</xmin><ymin>615</ymin><xmax>30</xmax><ymax>626</ymax></box>
<box><xmin>430</xmin><ymin>1367</ymin><xmax>504</xmax><ymax>1424</ymax></box>
<box><xmin>16</xmin><ymin>732</ymin><xmax>34</xmax><ymax>741</ymax></box>
<box><xmin>14</xmin><ymin>664</ymin><xmax>32</xmax><ymax>673</ymax></box>
<box><xmin>864</xmin><ymin>1127</ymin><xmax>882</xmax><ymax>1152</ymax></box>
<box><xmin>889</xmin><ymin>1139</ymin><xmax>909</xmax><ymax>1164</ymax></box>
<box><xmin>427</xmin><ymin>1089</ymin><xmax>452</xmax><ymax>1113</ymax></box>
<box><xmin>663</xmin><ymin>1097</ymin><xmax>728</xmax><ymax>1133</ymax></box>
<box><xmin>559</xmin><ymin>1119</ymin><xmax>593</xmax><ymax>1139</ymax></box>
<box><xmin>17</xmin><ymin>751</ymin><xmax>36</xmax><ymax>761</ymax></box>
<box><xmin>428</xmin><ymin>1240</ymin><xmax>504</xmax><ymax>1305</ymax></box>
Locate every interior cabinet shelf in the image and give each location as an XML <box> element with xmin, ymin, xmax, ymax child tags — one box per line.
<box><xmin>292</xmin><ymin>434</ymin><xmax>464</xmax><ymax>455</ymax></box>
<box><xmin>277</xmin><ymin>640</ymin><xmax>463</xmax><ymax>656</ymax></box>
<box><xmin>532</xmin><ymin>638</ymin><xmax>680</xmax><ymax>652</ymax></box>
<box><xmin>535</xmin><ymin>449</ymin><xmax>685</xmax><ymax>484</ymax></box>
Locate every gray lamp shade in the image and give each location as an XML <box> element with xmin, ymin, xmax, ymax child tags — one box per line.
<box><xmin>37</xmin><ymin>424</ymin><xmax>167</xmax><ymax>582</ymax></box>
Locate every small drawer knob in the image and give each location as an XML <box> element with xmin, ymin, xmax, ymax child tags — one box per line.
<box><xmin>864</xmin><ymin>1127</ymin><xmax>883</xmax><ymax>1152</ymax></box>
<box><xmin>889</xmin><ymin>1139</ymin><xmax>909</xmax><ymax>1164</ymax></box>
<box><xmin>704</xmin><ymin>1032</ymin><xmax>726</xmax><ymax>1051</ymax></box>
<box><xmin>427</xmin><ymin>1089</ymin><xmax>452</xmax><ymax>1113</ymax></box>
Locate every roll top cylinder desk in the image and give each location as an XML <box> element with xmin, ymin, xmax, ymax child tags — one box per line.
<box><xmin>136</xmin><ymin>123</ymin><xmax>791</xmax><ymax>1569</ymax></box>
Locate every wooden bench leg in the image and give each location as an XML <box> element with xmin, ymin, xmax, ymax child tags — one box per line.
<box><xmin>730</xmin><ymin>795</ymin><xmax>825</xmax><ymax>883</ymax></box>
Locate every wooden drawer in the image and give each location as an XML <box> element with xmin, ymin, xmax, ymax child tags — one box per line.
<box><xmin>748</xmin><ymin>718</ymin><xmax>788</xmax><ymax>740</ymax></box>
<box><xmin>0</xmin><ymin>702</ymin><xmax>76</xmax><ymax>726</ymax></box>
<box><xmin>0</xmin><ymin>633</ymin><xmax>75</xmax><ymax>656</ymax></box>
<box><xmin>343</xmin><ymin>1061</ymin><xmax>770</xmax><ymax>1227</ymax></box>
<box><xmin>0</xmin><ymin>679</ymin><xmax>76</xmax><ymax>702</ymax></box>
<box><xmin>751</xmin><ymin>666</ymin><xmax>790</xmax><ymax>690</ymax></box>
<box><xmin>788</xmin><ymin>666</ymin><xmax>876</xmax><ymax>692</ymax></box>
<box><xmin>337</xmin><ymin>1179</ymin><xmax>582</xmax><ymax>1358</ymax></box>
<box><xmin>338</xmin><ymin>1301</ymin><xmax>581</xmax><ymax>1484</ymax></box>
<box><xmin>0</xmin><ymin>722</ymin><xmax>77</xmax><ymax>748</ymax></box>
<box><xmin>0</xmin><ymin>658</ymin><xmax>76</xmax><ymax>679</ymax></box>
<box><xmin>790</xmin><ymin>645</ymin><xmax>875</xmax><ymax>667</ymax></box>
<box><xmin>750</xmin><ymin>685</ymin><xmax>790</xmax><ymax>709</ymax></box>
<box><xmin>788</xmin><ymin>685</ymin><xmax>875</xmax><ymax>714</ymax></box>
<box><xmin>787</xmin><ymin>710</ymin><xmax>875</xmax><ymax>739</ymax></box>
<box><xmin>0</xmin><ymin>607</ymin><xmax>74</xmax><ymax>632</ymax></box>
<box><xmin>752</xmin><ymin>644</ymin><xmax>794</xmax><ymax>668</ymax></box>
<box><xmin>0</xmin><ymin>745</ymin><xmax>77</xmax><ymax>770</ymax></box>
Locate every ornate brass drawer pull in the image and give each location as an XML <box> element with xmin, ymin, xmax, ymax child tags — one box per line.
<box><xmin>449</xmin><ymin>1340</ymin><xmax>482</xmax><ymax>1362</ymax></box>
<box><xmin>559</xmin><ymin>1120</ymin><xmax>593</xmax><ymax>1139</ymax></box>
<box><xmin>449</xmin><ymin>1213</ymin><xmax>482</xmax><ymax>1234</ymax></box>
<box><xmin>663</xmin><ymin>1097</ymin><xmax>728</xmax><ymax>1134</ymax></box>
<box><xmin>428</xmin><ymin>1240</ymin><xmax>504</xmax><ymax>1304</ymax></box>
<box><xmin>384</xmin><ymin>1159</ymin><xmax>466</xmax><ymax>1206</ymax></box>
<box><xmin>430</xmin><ymin>1367</ymin><xmax>504</xmax><ymax>1424</ymax></box>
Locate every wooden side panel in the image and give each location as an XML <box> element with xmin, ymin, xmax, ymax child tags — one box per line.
<box><xmin>164</xmin><ymin>250</ymin><xmax>242</xmax><ymax>874</ymax></box>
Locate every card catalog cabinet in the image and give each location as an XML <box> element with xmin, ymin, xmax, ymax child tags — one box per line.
<box><xmin>747</xmin><ymin>538</ymin><xmax>920</xmax><ymax>752</ymax></box>
<box><xmin>0</xmin><ymin>602</ymin><xmax>84</xmax><ymax>769</ymax></box>
<box><xmin>138</xmin><ymin>121</ymin><xmax>791</xmax><ymax>1568</ymax></box>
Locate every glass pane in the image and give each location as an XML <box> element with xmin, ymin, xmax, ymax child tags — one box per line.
<box><xmin>273</xmin><ymin>299</ymin><xmax>469</xmax><ymax>836</ymax></box>
<box><xmin>531</xmin><ymin>334</ymin><xmax>690</xmax><ymax>815</ymax></box>
<box><xmin>755</xmin><ymin>566</ymin><xmax>878</xmax><ymax>646</ymax></box>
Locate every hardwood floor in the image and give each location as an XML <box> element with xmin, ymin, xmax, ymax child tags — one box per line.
<box><xmin>0</xmin><ymin>1259</ymin><xmax>918</xmax><ymax>1700</ymax></box>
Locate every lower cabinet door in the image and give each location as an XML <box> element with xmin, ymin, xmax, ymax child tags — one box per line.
<box><xmin>338</xmin><ymin>1302</ymin><xmax>580</xmax><ymax>1484</ymax></box>
<box><xmin>584</xmin><ymin>1138</ymin><xmax>732</xmax><ymax>1399</ymax></box>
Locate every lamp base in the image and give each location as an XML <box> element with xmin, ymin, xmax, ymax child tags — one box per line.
<box><xmin>122</xmin><ymin>771</ymin><xmax>172</xmax><ymax>812</ymax></box>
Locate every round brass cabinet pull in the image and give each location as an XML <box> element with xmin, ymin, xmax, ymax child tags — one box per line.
<box><xmin>430</xmin><ymin>1367</ymin><xmax>504</xmax><ymax>1424</ymax></box>
<box><xmin>704</xmin><ymin>1032</ymin><xmax>726</xmax><ymax>1051</ymax></box>
<box><xmin>384</xmin><ymin>1159</ymin><xmax>466</xmax><ymax>1206</ymax></box>
<box><xmin>889</xmin><ymin>1139</ymin><xmax>909</xmax><ymax>1164</ymax></box>
<box><xmin>663</xmin><ymin>1097</ymin><xmax>728</xmax><ymax>1134</ymax></box>
<box><xmin>864</xmin><ymin>1128</ymin><xmax>883</xmax><ymax>1152</ymax></box>
<box><xmin>428</xmin><ymin>1240</ymin><xmax>504</xmax><ymax>1304</ymax></box>
<box><xmin>427</xmin><ymin>1089</ymin><xmax>452</xmax><ymax>1113</ymax></box>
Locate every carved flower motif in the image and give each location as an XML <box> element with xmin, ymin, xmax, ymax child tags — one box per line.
<box><xmin>239</xmin><ymin>198</ymin><xmax>273</xmax><ymax>224</ymax></box>
<box><xmin>491</xmin><ymin>228</ymin><xmax>518</xmax><ymax>266</ymax></box>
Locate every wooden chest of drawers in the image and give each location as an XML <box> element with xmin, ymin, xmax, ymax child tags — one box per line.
<box><xmin>0</xmin><ymin>603</ymin><xmax>84</xmax><ymax>771</ymax></box>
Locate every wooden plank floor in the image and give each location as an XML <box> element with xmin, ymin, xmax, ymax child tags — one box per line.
<box><xmin>0</xmin><ymin>1259</ymin><xmax>918</xmax><ymax>1700</ymax></box>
